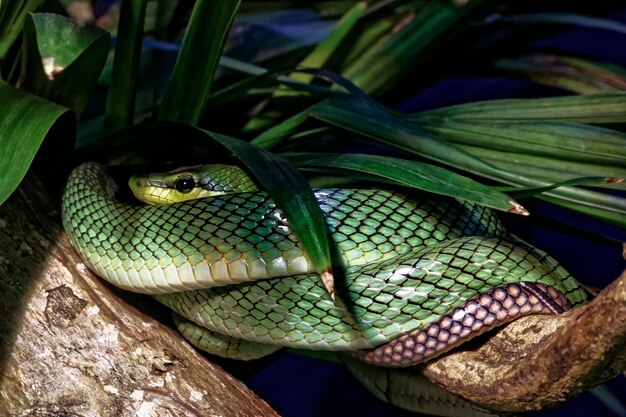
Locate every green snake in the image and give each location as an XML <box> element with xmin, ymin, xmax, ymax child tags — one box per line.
<box><xmin>61</xmin><ymin>162</ymin><xmax>587</xmax><ymax>368</ymax></box>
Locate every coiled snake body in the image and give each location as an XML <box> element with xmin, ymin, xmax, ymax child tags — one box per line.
<box><xmin>61</xmin><ymin>162</ymin><xmax>587</xmax><ymax>367</ymax></box>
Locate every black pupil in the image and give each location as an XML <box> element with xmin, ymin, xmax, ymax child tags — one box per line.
<box><xmin>175</xmin><ymin>176</ymin><xmax>195</xmax><ymax>193</ymax></box>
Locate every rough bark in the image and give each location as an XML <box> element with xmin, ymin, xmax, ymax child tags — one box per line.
<box><xmin>0</xmin><ymin>174</ymin><xmax>279</xmax><ymax>417</ymax></box>
<box><xmin>422</xmin><ymin>268</ymin><xmax>626</xmax><ymax>412</ymax></box>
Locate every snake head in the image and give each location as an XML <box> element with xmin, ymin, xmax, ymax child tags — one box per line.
<box><xmin>129</xmin><ymin>164</ymin><xmax>257</xmax><ymax>205</ymax></box>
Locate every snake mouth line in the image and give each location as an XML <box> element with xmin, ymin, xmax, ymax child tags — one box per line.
<box><xmin>356</xmin><ymin>282</ymin><xmax>570</xmax><ymax>367</ymax></box>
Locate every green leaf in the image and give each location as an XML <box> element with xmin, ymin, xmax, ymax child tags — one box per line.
<box><xmin>308</xmin><ymin>96</ymin><xmax>500</xmax><ymax>177</ymax></box>
<box><xmin>205</xmin><ymin>131</ymin><xmax>336</xmax><ymax>296</ymax></box>
<box><xmin>279</xmin><ymin>95</ymin><xmax>625</xmax><ymax>226</ymax></box>
<box><xmin>0</xmin><ymin>80</ymin><xmax>72</xmax><ymax>205</ymax></box>
<box><xmin>157</xmin><ymin>0</ymin><xmax>241</xmax><ymax>124</ymax></box>
<box><xmin>20</xmin><ymin>12</ymin><xmax>110</xmax><ymax>118</ymax></box>
<box><xmin>494</xmin><ymin>54</ymin><xmax>626</xmax><ymax>94</ymax></box>
<box><xmin>343</xmin><ymin>0</ymin><xmax>494</xmax><ymax>95</ymax></box>
<box><xmin>0</xmin><ymin>0</ymin><xmax>44</xmax><ymax>61</ymax></box>
<box><xmin>499</xmin><ymin>177</ymin><xmax>623</xmax><ymax>199</ymax></box>
<box><xmin>286</xmin><ymin>152</ymin><xmax>527</xmax><ymax>214</ymax></box>
<box><xmin>251</xmin><ymin>110</ymin><xmax>310</xmax><ymax>149</ymax></box>
<box><xmin>104</xmin><ymin>0</ymin><xmax>149</xmax><ymax>134</ymax></box>
<box><xmin>420</xmin><ymin>121</ymin><xmax>626</xmax><ymax>166</ymax></box>
<box><xmin>455</xmin><ymin>146</ymin><xmax>626</xmax><ymax>190</ymax></box>
<box><xmin>292</xmin><ymin>2</ymin><xmax>366</xmax><ymax>84</ymax></box>
<box><xmin>411</xmin><ymin>92</ymin><xmax>626</xmax><ymax>124</ymax></box>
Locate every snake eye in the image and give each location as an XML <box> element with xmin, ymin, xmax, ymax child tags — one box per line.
<box><xmin>174</xmin><ymin>175</ymin><xmax>195</xmax><ymax>194</ymax></box>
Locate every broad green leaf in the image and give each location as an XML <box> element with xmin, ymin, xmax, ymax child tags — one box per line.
<box><xmin>0</xmin><ymin>80</ymin><xmax>73</xmax><ymax>205</ymax></box>
<box><xmin>420</xmin><ymin>121</ymin><xmax>626</xmax><ymax>166</ymax></box>
<box><xmin>20</xmin><ymin>13</ymin><xmax>110</xmax><ymax>118</ymax></box>
<box><xmin>157</xmin><ymin>0</ymin><xmax>240</xmax><ymax>124</ymax></box>
<box><xmin>286</xmin><ymin>152</ymin><xmax>527</xmax><ymax>214</ymax></box>
<box><xmin>104</xmin><ymin>0</ymin><xmax>148</xmax><ymax>133</ymax></box>
<box><xmin>0</xmin><ymin>0</ymin><xmax>44</xmax><ymax>60</ymax></box>
<box><xmin>411</xmin><ymin>93</ymin><xmax>626</xmax><ymax>124</ymax></box>
<box><xmin>495</xmin><ymin>54</ymin><xmax>626</xmax><ymax>94</ymax></box>
<box><xmin>205</xmin><ymin>131</ymin><xmax>335</xmax><ymax>297</ymax></box>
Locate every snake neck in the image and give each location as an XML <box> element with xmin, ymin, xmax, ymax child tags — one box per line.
<box><xmin>64</xmin><ymin>162</ymin><xmax>119</xmax><ymax>201</ymax></box>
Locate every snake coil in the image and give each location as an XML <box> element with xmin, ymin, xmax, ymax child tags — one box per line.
<box><xmin>62</xmin><ymin>162</ymin><xmax>587</xmax><ymax>368</ymax></box>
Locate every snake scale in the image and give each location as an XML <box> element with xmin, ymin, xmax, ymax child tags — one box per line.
<box><xmin>61</xmin><ymin>162</ymin><xmax>587</xmax><ymax>367</ymax></box>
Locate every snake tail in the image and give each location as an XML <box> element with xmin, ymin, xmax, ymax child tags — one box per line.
<box><xmin>342</xmin><ymin>355</ymin><xmax>496</xmax><ymax>417</ymax></box>
<box><xmin>356</xmin><ymin>281</ymin><xmax>570</xmax><ymax>366</ymax></box>
<box><xmin>173</xmin><ymin>313</ymin><xmax>280</xmax><ymax>360</ymax></box>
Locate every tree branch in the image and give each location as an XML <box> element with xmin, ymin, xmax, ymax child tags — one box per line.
<box><xmin>0</xmin><ymin>173</ymin><xmax>278</xmax><ymax>416</ymax></box>
<box><xmin>422</xmin><ymin>268</ymin><xmax>626</xmax><ymax>412</ymax></box>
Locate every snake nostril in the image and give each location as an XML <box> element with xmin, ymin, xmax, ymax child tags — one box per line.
<box><xmin>136</xmin><ymin>179</ymin><xmax>145</xmax><ymax>187</ymax></box>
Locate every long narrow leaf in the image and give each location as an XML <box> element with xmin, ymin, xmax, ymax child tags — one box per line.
<box><xmin>500</xmin><ymin>177</ymin><xmax>623</xmax><ymax>199</ymax></box>
<box><xmin>343</xmin><ymin>0</ymin><xmax>494</xmax><ymax>95</ymax></box>
<box><xmin>421</xmin><ymin>121</ymin><xmax>626</xmax><ymax>166</ymax></box>
<box><xmin>458</xmin><ymin>146</ymin><xmax>626</xmax><ymax>189</ymax></box>
<box><xmin>104</xmin><ymin>0</ymin><xmax>148</xmax><ymax>133</ymax></box>
<box><xmin>495</xmin><ymin>54</ymin><xmax>626</xmax><ymax>94</ymax></box>
<box><xmin>251</xmin><ymin>110</ymin><xmax>310</xmax><ymax>149</ymax></box>
<box><xmin>297</xmin><ymin>2</ymin><xmax>365</xmax><ymax>77</ymax></box>
<box><xmin>201</xmin><ymin>131</ymin><xmax>336</xmax><ymax>298</ymax></box>
<box><xmin>300</xmin><ymin>96</ymin><xmax>626</xmax><ymax>225</ymax></box>
<box><xmin>412</xmin><ymin>93</ymin><xmax>626</xmax><ymax>124</ymax></box>
<box><xmin>286</xmin><ymin>152</ymin><xmax>526</xmax><ymax>214</ymax></box>
<box><xmin>158</xmin><ymin>0</ymin><xmax>240</xmax><ymax>124</ymax></box>
<box><xmin>0</xmin><ymin>0</ymin><xmax>44</xmax><ymax>60</ymax></box>
<box><xmin>309</xmin><ymin>96</ymin><xmax>502</xmax><ymax>178</ymax></box>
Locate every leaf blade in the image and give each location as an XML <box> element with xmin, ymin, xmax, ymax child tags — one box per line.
<box><xmin>157</xmin><ymin>0</ymin><xmax>241</xmax><ymax>124</ymax></box>
<box><xmin>104</xmin><ymin>0</ymin><xmax>149</xmax><ymax>133</ymax></box>
<box><xmin>286</xmin><ymin>152</ymin><xmax>526</xmax><ymax>214</ymax></box>
<box><xmin>20</xmin><ymin>12</ymin><xmax>110</xmax><ymax>118</ymax></box>
<box><xmin>204</xmin><ymin>130</ymin><xmax>335</xmax><ymax>296</ymax></box>
<box><xmin>0</xmin><ymin>80</ymin><xmax>72</xmax><ymax>205</ymax></box>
